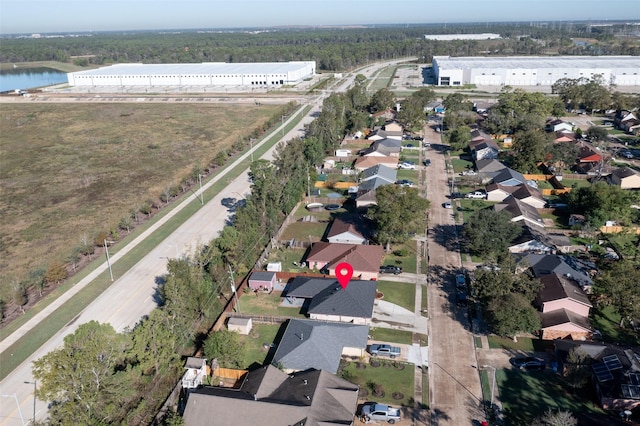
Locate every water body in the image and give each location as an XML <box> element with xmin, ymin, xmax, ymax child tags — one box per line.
<box><xmin>0</xmin><ymin>67</ymin><xmax>68</xmax><ymax>92</ymax></box>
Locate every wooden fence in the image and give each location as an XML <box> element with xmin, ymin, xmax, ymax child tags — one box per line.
<box><xmin>599</xmin><ymin>226</ymin><xmax>640</xmax><ymax>234</ymax></box>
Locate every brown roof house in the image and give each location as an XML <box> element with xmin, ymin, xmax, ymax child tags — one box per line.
<box><xmin>182</xmin><ymin>365</ymin><xmax>359</xmax><ymax>426</ymax></box>
<box><xmin>494</xmin><ymin>197</ymin><xmax>545</xmax><ymax>227</ymax></box>
<box><xmin>609</xmin><ymin>167</ymin><xmax>640</xmax><ymax>189</ymax></box>
<box><xmin>536</xmin><ymin>273</ymin><xmax>593</xmax><ymax>340</ymax></box>
<box><xmin>353</xmin><ymin>155</ymin><xmax>399</xmax><ymax>171</ymax></box>
<box><xmin>306</xmin><ymin>242</ymin><xmax>384</xmax><ymax>280</ymax></box>
<box><xmin>326</xmin><ymin>217</ymin><xmax>369</xmax><ymax>245</ymax></box>
<box><xmin>284</xmin><ymin>276</ymin><xmax>377</xmax><ymax>325</ymax></box>
<box><xmin>272</xmin><ymin>319</ymin><xmax>369</xmax><ymax>374</ymax></box>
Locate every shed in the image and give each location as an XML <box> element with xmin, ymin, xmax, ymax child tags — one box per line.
<box><xmin>248</xmin><ymin>271</ymin><xmax>276</xmax><ymax>292</ymax></box>
<box><xmin>227</xmin><ymin>317</ymin><xmax>252</xmax><ymax>335</ymax></box>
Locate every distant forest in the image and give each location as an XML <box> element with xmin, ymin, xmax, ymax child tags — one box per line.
<box><xmin>1</xmin><ymin>22</ymin><xmax>639</xmax><ymax>71</ymax></box>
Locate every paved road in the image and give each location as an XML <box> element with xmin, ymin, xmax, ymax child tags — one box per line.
<box><xmin>0</xmin><ymin>59</ymin><xmax>411</xmax><ymax>426</ymax></box>
<box><xmin>424</xmin><ymin>123</ymin><xmax>484</xmax><ymax>425</ymax></box>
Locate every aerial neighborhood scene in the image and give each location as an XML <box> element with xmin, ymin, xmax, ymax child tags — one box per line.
<box><xmin>2</xmin><ymin>1</ymin><xmax>640</xmax><ymax>425</ymax></box>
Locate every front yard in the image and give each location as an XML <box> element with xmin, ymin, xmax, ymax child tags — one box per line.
<box><xmin>376</xmin><ymin>280</ymin><xmax>415</xmax><ymax>312</ymax></box>
<box><xmin>340</xmin><ymin>359</ymin><xmax>415</xmax><ymax>407</ymax></box>
<box><xmin>382</xmin><ymin>241</ymin><xmax>419</xmax><ymax>274</ymax></box>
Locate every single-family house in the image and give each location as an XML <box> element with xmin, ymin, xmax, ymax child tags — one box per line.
<box><xmin>182</xmin><ymin>357</ymin><xmax>208</xmax><ymax>389</ymax></box>
<box><xmin>353</xmin><ymin>155</ymin><xmax>399</xmax><ymax>171</ymax></box>
<box><xmin>518</xmin><ymin>253</ymin><xmax>594</xmax><ymax>289</ymax></box>
<box><xmin>426</xmin><ymin>101</ymin><xmax>445</xmax><ymax>113</ymax></box>
<box><xmin>486</xmin><ymin>182</ymin><xmax>516</xmax><ymax>202</ymax></box>
<box><xmin>546</xmin><ymin>119</ymin><xmax>573</xmax><ymax>134</ymax></box>
<box><xmin>509</xmin><ymin>184</ymin><xmax>546</xmax><ymax>208</ymax></box>
<box><xmin>361</xmin><ymin>138</ymin><xmax>403</xmax><ymax>157</ymax></box>
<box><xmin>367</xmin><ymin>122</ymin><xmax>404</xmax><ymax>141</ymax></box>
<box><xmin>284</xmin><ymin>276</ymin><xmax>378</xmax><ymax>324</ymax></box>
<box><xmin>476</xmin><ymin>158</ymin><xmax>507</xmax><ymax>183</ymax></box>
<box><xmin>495</xmin><ymin>197</ymin><xmax>545</xmax><ymax>227</ymax></box>
<box><xmin>508</xmin><ymin>222</ymin><xmax>556</xmax><ymax>254</ymax></box>
<box><xmin>473</xmin><ymin>101</ymin><xmax>494</xmax><ymax>114</ymax></box>
<box><xmin>272</xmin><ymin>319</ymin><xmax>369</xmax><ymax>374</ymax></box>
<box><xmin>182</xmin><ymin>365</ymin><xmax>359</xmax><ymax>426</ymax></box>
<box><xmin>614</xmin><ymin>110</ymin><xmax>638</xmax><ymax>128</ymax></box>
<box><xmin>472</xmin><ymin>140</ymin><xmax>501</xmax><ymax>161</ymax></box>
<box><xmin>540</xmin><ymin>308</ymin><xmax>593</xmax><ymax>341</ymax></box>
<box><xmin>492</xmin><ymin>167</ymin><xmax>527</xmax><ymax>187</ymax></box>
<box><xmin>621</xmin><ymin>119</ymin><xmax>640</xmax><ymax>135</ymax></box>
<box><xmin>553</xmin><ymin>131</ymin><xmax>577</xmax><ymax>143</ymax></box>
<box><xmin>537</xmin><ymin>273</ymin><xmax>592</xmax><ymax>317</ymax></box>
<box><xmin>248</xmin><ymin>271</ymin><xmax>277</xmax><ymax>292</ymax></box>
<box><xmin>554</xmin><ymin>340</ymin><xmax>640</xmax><ymax>412</ymax></box>
<box><xmin>360</xmin><ymin>164</ymin><xmax>397</xmax><ymax>185</ymax></box>
<box><xmin>326</xmin><ymin>216</ymin><xmax>369</xmax><ymax>245</ymax></box>
<box><xmin>306</xmin><ymin>242</ymin><xmax>384</xmax><ymax>280</ymax></box>
<box><xmin>577</xmin><ymin>143</ymin><xmax>603</xmax><ymax>164</ymax></box>
<box><xmin>355</xmin><ymin>189</ymin><xmax>378</xmax><ymax>208</ymax></box>
<box><xmin>609</xmin><ymin>167</ymin><xmax>640</xmax><ymax>189</ymax></box>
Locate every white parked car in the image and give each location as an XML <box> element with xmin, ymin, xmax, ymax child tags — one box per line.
<box><xmin>466</xmin><ymin>191</ymin><xmax>487</xmax><ymax>199</ymax></box>
<box><xmin>398</xmin><ymin>162</ymin><xmax>416</xmax><ymax>170</ymax></box>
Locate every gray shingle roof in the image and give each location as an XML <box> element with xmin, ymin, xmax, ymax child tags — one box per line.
<box><xmin>272</xmin><ymin>319</ymin><xmax>369</xmax><ymax>373</ymax></box>
<box><xmin>520</xmin><ymin>254</ymin><xmax>593</xmax><ymax>286</ymax></box>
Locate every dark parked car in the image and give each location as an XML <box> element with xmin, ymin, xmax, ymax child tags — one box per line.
<box><xmin>450</xmin><ymin>192</ymin><xmax>464</xmax><ymax>199</ymax></box>
<box><xmin>511</xmin><ymin>356</ymin><xmax>546</xmax><ymax>370</ymax></box>
<box><xmin>380</xmin><ymin>265</ymin><xmax>402</xmax><ymax>274</ymax></box>
<box><xmin>424</xmin><ymin>159</ymin><xmax>431</xmax><ymax>166</ymax></box>
<box><xmin>456</xmin><ymin>290</ymin><xmax>468</xmax><ymax>307</ymax></box>
<box><xmin>455</xmin><ymin>273</ymin><xmax>466</xmax><ymax>288</ymax></box>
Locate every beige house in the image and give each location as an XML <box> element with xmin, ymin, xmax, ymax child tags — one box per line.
<box><xmin>609</xmin><ymin>167</ymin><xmax>640</xmax><ymax>189</ymax></box>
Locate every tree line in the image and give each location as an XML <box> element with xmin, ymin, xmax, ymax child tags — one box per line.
<box><xmin>3</xmin><ymin>23</ymin><xmax>639</xmax><ymax>71</ymax></box>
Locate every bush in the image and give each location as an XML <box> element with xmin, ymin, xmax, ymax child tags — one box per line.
<box><xmin>393</xmin><ymin>248</ymin><xmax>409</xmax><ymax>257</ymax></box>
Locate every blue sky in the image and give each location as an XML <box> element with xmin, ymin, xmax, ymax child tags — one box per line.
<box><xmin>1</xmin><ymin>0</ymin><xmax>639</xmax><ymax>34</ymax></box>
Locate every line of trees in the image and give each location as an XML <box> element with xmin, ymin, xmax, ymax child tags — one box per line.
<box><xmin>3</xmin><ymin>23</ymin><xmax>639</xmax><ymax>70</ymax></box>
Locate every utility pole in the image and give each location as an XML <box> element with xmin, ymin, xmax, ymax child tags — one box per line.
<box><xmin>198</xmin><ymin>174</ymin><xmax>204</xmax><ymax>205</ymax></box>
<box><xmin>228</xmin><ymin>265</ymin><xmax>240</xmax><ymax>313</ymax></box>
<box><xmin>104</xmin><ymin>240</ymin><xmax>114</xmax><ymax>281</ymax></box>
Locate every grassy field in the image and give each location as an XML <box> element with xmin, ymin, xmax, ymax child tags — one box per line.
<box><xmin>237</xmin><ymin>291</ymin><xmax>306</xmax><ymax>319</ymax></box>
<box><xmin>0</xmin><ymin>103</ymin><xmax>280</xmax><ymax>299</ymax></box>
<box><xmin>238</xmin><ymin>323</ymin><xmax>283</xmax><ymax>369</ymax></box>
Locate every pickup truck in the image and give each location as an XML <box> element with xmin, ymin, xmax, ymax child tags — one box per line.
<box><xmin>466</xmin><ymin>191</ymin><xmax>487</xmax><ymax>199</ymax></box>
<box><xmin>369</xmin><ymin>344</ymin><xmax>401</xmax><ymax>359</ymax></box>
<box><xmin>361</xmin><ymin>403</ymin><xmax>401</xmax><ymax>424</ymax></box>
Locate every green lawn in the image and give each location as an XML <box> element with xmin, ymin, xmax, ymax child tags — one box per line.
<box><xmin>238</xmin><ymin>291</ymin><xmax>306</xmax><ymax>318</ymax></box>
<box><xmin>498</xmin><ymin>368</ymin><xmax>605</xmax><ymax>425</ymax></box>
<box><xmin>280</xmin><ymin>221</ymin><xmax>328</xmax><ymax>242</ymax></box>
<box><xmin>591</xmin><ymin>305</ymin><xmax>640</xmax><ymax>346</ymax></box>
<box><xmin>376</xmin><ymin>280</ymin><xmax>415</xmax><ymax>312</ymax></box>
<box><xmin>451</xmin><ymin>158</ymin><xmax>474</xmax><ymax>173</ymax></box>
<box><xmin>369</xmin><ymin>327</ymin><xmax>414</xmax><ymax>345</ymax></box>
<box><xmin>560</xmin><ymin>179</ymin><xmax>591</xmax><ymax>189</ymax></box>
<box><xmin>487</xmin><ymin>336</ymin><xmax>553</xmax><ymax>352</ymax></box>
<box><xmin>238</xmin><ymin>323</ymin><xmax>283</xmax><ymax>369</ymax></box>
<box><xmin>457</xmin><ymin>199</ymin><xmax>493</xmax><ymax>222</ymax></box>
<box><xmin>606</xmin><ymin>233</ymin><xmax>640</xmax><ymax>260</ymax></box>
<box><xmin>265</xmin><ymin>248</ymin><xmax>307</xmax><ymax>272</ymax></box>
<box><xmin>382</xmin><ymin>241</ymin><xmax>418</xmax><ymax>274</ymax></box>
<box><xmin>396</xmin><ymin>169</ymin><xmax>419</xmax><ymax>181</ymax></box>
<box><xmin>341</xmin><ymin>359</ymin><xmax>415</xmax><ymax>407</ymax></box>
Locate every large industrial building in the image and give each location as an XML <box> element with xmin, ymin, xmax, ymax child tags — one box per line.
<box><xmin>66</xmin><ymin>61</ymin><xmax>316</xmax><ymax>88</ymax></box>
<box><xmin>432</xmin><ymin>56</ymin><xmax>640</xmax><ymax>87</ymax></box>
<box><xmin>424</xmin><ymin>33</ymin><xmax>501</xmax><ymax>41</ymax></box>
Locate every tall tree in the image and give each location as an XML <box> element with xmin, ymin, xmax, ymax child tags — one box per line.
<box><xmin>593</xmin><ymin>260</ymin><xmax>640</xmax><ymax>328</ymax></box>
<box><xmin>203</xmin><ymin>329</ymin><xmax>245</xmax><ymax>369</ymax></box>
<box><xmin>532</xmin><ymin>409</ymin><xmax>577</xmax><ymax>426</ymax></box>
<box><xmin>369</xmin><ymin>88</ymin><xmax>395</xmax><ymax>113</ymax></box>
<box><xmin>568</xmin><ymin>181</ymin><xmax>632</xmax><ymax>228</ymax></box>
<box><xmin>510</xmin><ymin>129</ymin><xmax>550</xmax><ymax>174</ymax></box>
<box><xmin>488</xmin><ymin>293</ymin><xmax>541</xmax><ymax>340</ymax></box>
<box><xmin>463</xmin><ymin>209</ymin><xmax>521</xmax><ymax>261</ymax></box>
<box><xmin>368</xmin><ymin>185</ymin><xmax>430</xmax><ymax>251</ymax></box>
<box><xmin>32</xmin><ymin>321</ymin><xmax>127</xmax><ymax>424</ymax></box>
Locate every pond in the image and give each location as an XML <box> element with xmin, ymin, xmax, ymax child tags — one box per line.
<box><xmin>0</xmin><ymin>67</ymin><xmax>68</xmax><ymax>92</ymax></box>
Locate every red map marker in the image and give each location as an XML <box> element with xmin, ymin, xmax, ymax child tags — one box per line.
<box><xmin>335</xmin><ymin>262</ymin><xmax>354</xmax><ymax>289</ymax></box>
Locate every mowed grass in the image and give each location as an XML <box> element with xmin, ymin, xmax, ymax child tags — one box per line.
<box><xmin>376</xmin><ymin>280</ymin><xmax>415</xmax><ymax>312</ymax></box>
<box><xmin>342</xmin><ymin>359</ymin><xmax>414</xmax><ymax>406</ymax></box>
<box><xmin>0</xmin><ymin>103</ymin><xmax>279</xmax><ymax>296</ymax></box>
<box><xmin>238</xmin><ymin>323</ymin><xmax>283</xmax><ymax>369</ymax></box>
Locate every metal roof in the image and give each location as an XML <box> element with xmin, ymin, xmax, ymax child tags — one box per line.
<box><xmin>433</xmin><ymin>56</ymin><xmax>640</xmax><ymax>70</ymax></box>
<box><xmin>73</xmin><ymin>62</ymin><xmax>314</xmax><ymax>76</ymax></box>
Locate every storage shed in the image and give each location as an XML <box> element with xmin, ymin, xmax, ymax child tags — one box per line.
<box><xmin>248</xmin><ymin>271</ymin><xmax>276</xmax><ymax>292</ymax></box>
<box><xmin>227</xmin><ymin>317</ymin><xmax>252</xmax><ymax>335</ymax></box>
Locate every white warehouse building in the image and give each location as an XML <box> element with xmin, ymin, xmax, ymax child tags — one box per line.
<box><xmin>432</xmin><ymin>56</ymin><xmax>640</xmax><ymax>87</ymax></box>
<box><xmin>67</xmin><ymin>61</ymin><xmax>316</xmax><ymax>88</ymax></box>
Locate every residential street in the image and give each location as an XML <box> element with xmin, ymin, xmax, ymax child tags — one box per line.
<box><xmin>425</xmin><ymin>124</ymin><xmax>485</xmax><ymax>425</ymax></box>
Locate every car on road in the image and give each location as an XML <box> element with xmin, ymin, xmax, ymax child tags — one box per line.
<box><xmin>455</xmin><ymin>273</ymin><xmax>466</xmax><ymax>288</ymax></box>
<box><xmin>398</xmin><ymin>162</ymin><xmax>416</xmax><ymax>170</ymax></box>
<box><xmin>424</xmin><ymin>159</ymin><xmax>431</xmax><ymax>166</ymax></box>
<box><xmin>360</xmin><ymin>403</ymin><xmax>401</xmax><ymax>424</ymax></box>
<box><xmin>423</xmin><ymin>141</ymin><xmax>431</xmax><ymax>147</ymax></box>
<box><xmin>379</xmin><ymin>265</ymin><xmax>402</xmax><ymax>274</ymax></box>
<box><xmin>511</xmin><ymin>356</ymin><xmax>546</xmax><ymax>370</ymax></box>
<box><xmin>443</xmin><ymin>201</ymin><xmax>452</xmax><ymax>209</ymax></box>
<box><xmin>620</xmin><ymin>151</ymin><xmax>634</xmax><ymax>159</ymax></box>
<box><xmin>456</xmin><ymin>290</ymin><xmax>468</xmax><ymax>307</ymax></box>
